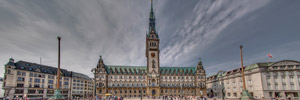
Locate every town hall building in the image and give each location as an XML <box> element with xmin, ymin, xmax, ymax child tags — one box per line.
<box><xmin>91</xmin><ymin>0</ymin><xmax>207</xmax><ymax>98</ymax></box>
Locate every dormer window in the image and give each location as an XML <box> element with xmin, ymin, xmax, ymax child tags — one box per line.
<box><xmin>36</xmin><ymin>69</ymin><xmax>41</xmax><ymax>72</ymax></box>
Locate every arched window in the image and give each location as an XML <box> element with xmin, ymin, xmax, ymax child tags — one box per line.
<box><xmin>152</xmin><ymin>79</ymin><xmax>156</xmax><ymax>87</ymax></box>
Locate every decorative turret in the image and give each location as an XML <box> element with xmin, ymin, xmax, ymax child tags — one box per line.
<box><xmin>9</xmin><ymin>58</ymin><xmax>14</xmax><ymax>63</ymax></box>
<box><xmin>197</xmin><ymin>58</ymin><xmax>204</xmax><ymax>70</ymax></box>
<box><xmin>5</xmin><ymin>57</ymin><xmax>15</xmax><ymax>67</ymax></box>
<box><xmin>97</xmin><ymin>56</ymin><xmax>105</xmax><ymax>68</ymax></box>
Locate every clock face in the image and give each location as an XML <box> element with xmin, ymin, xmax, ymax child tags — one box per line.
<box><xmin>151</xmin><ymin>53</ymin><xmax>155</xmax><ymax>57</ymax></box>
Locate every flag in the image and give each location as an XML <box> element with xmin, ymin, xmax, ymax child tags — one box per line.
<box><xmin>268</xmin><ymin>53</ymin><xmax>272</xmax><ymax>58</ymax></box>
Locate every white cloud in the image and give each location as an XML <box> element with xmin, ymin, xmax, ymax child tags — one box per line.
<box><xmin>159</xmin><ymin>0</ymin><xmax>271</xmax><ymax>66</ymax></box>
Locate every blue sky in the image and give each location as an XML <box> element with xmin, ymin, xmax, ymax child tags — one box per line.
<box><xmin>0</xmin><ymin>0</ymin><xmax>299</xmax><ymax>77</ymax></box>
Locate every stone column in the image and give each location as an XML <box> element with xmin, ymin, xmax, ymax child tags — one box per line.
<box><xmin>43</xmin><ymin>88</ymin><xmax>47</xmax><ymax>98</ymax></box>
<box><xmin>8</xmin><ymin>88</ymin><xmax>15</xmax><ymax>100</ymax></box>
<box><xmin>23</xmin><ymin>87</ymin><xmax>28</xmax><ymax>98</ymax></box>
<box><xmin>281</xmin><ymin>92</ymin><xmax>286</xmax><ymax>98</ymax></box>
<box><xmin>68</xmin><ymin>89</ymin><xmax>71</xmax><ymax>99</ymax></box>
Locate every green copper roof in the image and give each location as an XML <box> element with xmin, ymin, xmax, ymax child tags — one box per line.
<box><xmin>105</xmin><ymin>65</ymin><xmax>147</xmax><ymax>75</ymax></box>
<box><xmin>207</xmin><ymin>62</ymin><xmax>274</xmax><ymax>78</ymax></box>
<box><xmin>244</xmin><ymin>63</ymin><xmax>258</xmax><ymax>71</ymax></box>
<box><xmin>105</xmin><ymin>65</ymin><xmax>196</xmax><ymax>75</ymax></box>
<box><xmin>160</xmin><ymin>67</ymin><xmax>196</xmax><ymax>75</ymax></box>
<box><xmin>244</xmin><ymin>62</ymin><xmax>273</xmax><ymax>71</ymax></box>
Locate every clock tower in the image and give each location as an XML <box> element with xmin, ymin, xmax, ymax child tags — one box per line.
<box><xmin>146</xmin><ymin>0</ymin><xmax>160</xmax><ymax>96</ymax></box>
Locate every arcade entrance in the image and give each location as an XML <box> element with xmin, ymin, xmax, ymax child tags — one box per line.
<box><xmin>152</xmin><ymin>89</ymin><xmax>156</xmax><ymax>96</ymax></box>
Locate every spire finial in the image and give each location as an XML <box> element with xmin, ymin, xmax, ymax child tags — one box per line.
<box><xmin>151</xmin><ymin>0</ymin><xmax>153</xmax><ymax>11</ymax></box>
<box><xmin>198</xmin><ymin>57</ymin><xmax>202</xmax><ymax>65</ymax></box>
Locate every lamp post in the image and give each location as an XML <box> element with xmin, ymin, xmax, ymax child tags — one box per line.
<box><xmin>240</xmin><ymin>45</ymin><xmax>253</xmax><ymax>100</ymax></box>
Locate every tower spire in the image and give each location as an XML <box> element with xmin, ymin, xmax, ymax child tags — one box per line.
<box><xmin>151</xmin><ymin>0</ymin><xmax>153</xmax><ymax>12</ymax></box>
<box><xmin>148</xmin><ymin>0</ymin><xmax>157</xmax><ymax>38</ymax></box>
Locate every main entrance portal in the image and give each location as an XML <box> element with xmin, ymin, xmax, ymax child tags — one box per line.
<box><xmin>152</xmin><ymin>89</ymin><xmax>156</xmax><ymax>96</ymax></box>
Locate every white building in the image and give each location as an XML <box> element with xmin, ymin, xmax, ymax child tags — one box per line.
<box><xmin>206</xmin><ymin>60</ymin><xmax>300</xmax><ymax>99</ymax></box>
<box><xmin>2</xmin><ymin>58</ymin><xmax>93</xmax><ymax>99</ymax></box>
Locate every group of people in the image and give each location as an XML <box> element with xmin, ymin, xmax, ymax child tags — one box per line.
<box><xmin>88</xmin><ymin>95</ymin><xmax>208</xmax><ymax>100</ymax></box>
<box><xmin>161</xmin><ymin>96</ymin><xmax>208</xmax><ymax>100</ymax></box>
<box><xmin>92</xmin><ymin>96</ymin><xmax>124</xmax><ymax>100</ymax></box>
